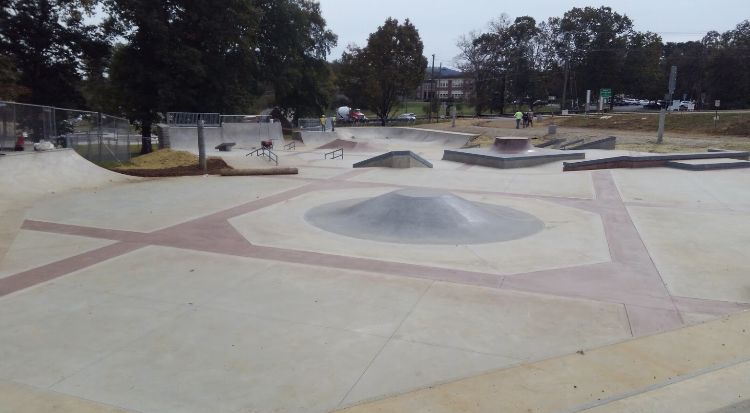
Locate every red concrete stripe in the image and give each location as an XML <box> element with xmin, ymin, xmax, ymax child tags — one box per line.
<box><xmin>0</xmin><ymin>242</ymin><xmax>147</xmax><ymax>298</ymax></box>
<box><xmin>22</xmin><ymin>220</ymin><xmax>149</xmax><ymax>243</ymax></box>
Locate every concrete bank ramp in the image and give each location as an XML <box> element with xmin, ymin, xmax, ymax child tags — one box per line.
<box><xmin>315</xmin><ymin>139</ymin><xmax>385</xmax><ymax>152</ymax></box>
<box><xmin>304</xmin><ymin>188</ymin><xmax>544</xmax><ymax>244</ymax></box>
<box><xmin>168</xmin><ymin>123</ymin><xmax>283</xmax><ymax>152</ymax></box>
<box><xmin>0</xmin><ymin>149</ymin><xmax>134</xmax><ymax>196</ymax></box>
<box><xmin>353</xmin><ymin>151</ymin><xmax>433</xmax><ymax>168</ymax></box>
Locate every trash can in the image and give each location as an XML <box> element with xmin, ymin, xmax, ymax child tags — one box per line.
<box><xmin>536</xmin><ymin>115</ymin><xmax>543</xmax><ymax>123</ymax></box>
<box><xmin>548</xmin><ymin>124</ymin><xmax>557</xmax><ymax>135</ymax></box>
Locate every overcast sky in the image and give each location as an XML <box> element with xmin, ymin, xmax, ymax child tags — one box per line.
<box><xmin>318</xmin><ymin>0</ymin><xmax>750</xmax><ymax>66</ymax></box>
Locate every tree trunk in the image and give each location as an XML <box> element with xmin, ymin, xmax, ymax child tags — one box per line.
<box><xmin>140</xmin><ymin>115</ymin><xmax>153</xmax><ymax>155</ymax></box>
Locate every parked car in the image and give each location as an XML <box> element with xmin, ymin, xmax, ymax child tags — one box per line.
<box><xmin>623</xmin><ymin>98</ymin><xmax>638</xmax><ymax>105</ymax></box>
<box><xmin>639</xmin><ymin>99</ymin><xmax>650</xmax><ymax>105</ymax></box>
<box><xmin>532</xmin><ymin>99</ymin><xmax>549</xmax><ymax>106</ymax></box>
<box><xmin>397</xmin><ymin>113</ymin><xmax>416</xmax><ymax>121</ymax></box>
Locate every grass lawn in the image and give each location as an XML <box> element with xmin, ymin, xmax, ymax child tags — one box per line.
<box><xmin>554</xmin><ymin>112</ymin><xmax>750</xmax><ymax>137</ymax></box>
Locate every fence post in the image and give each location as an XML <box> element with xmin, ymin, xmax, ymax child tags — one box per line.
<box><xmin>98</xmin><ymin>113</ymin><xmax>103</xmax><ymax>162</ymax></box>
<box><xmin>197</xmin><ymin>119</ymin><xmax>206</xmax><ymax>170</ymax></box>
<box><xmin>126</xmin><ymin>123</ymin><xmax>131</xmax><ymax>162</ymax></box>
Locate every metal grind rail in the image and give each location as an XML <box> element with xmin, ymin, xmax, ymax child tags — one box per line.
<box><xmin>265</xmin><ymin>149</ymin><xmax>278</xmax><ymax>165</ymax></box>
<box><xmin>245</xmin><ymin>147</ymin><xmax>278</xmax><ymax>165</ymax></box>
<box><xmin>325</xmin><ymin>148</ymin><xmax>343</xmax><ymax>160</ymax></box>
<box><xmin>284</xmin><ymin>141</ymin><xmax>296</xmax><ymax>150</ymax></box>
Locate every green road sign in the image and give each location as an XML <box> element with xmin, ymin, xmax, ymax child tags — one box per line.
<box><xmin>600</xmin><ymin>88</ymin><xmax>612</xmax><ymax>98</ymax></box>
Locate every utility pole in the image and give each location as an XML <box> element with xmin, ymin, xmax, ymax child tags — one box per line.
<box><xmin>436</xmin><ymin>63</ymin><xmax>443</xmax><ymax>123</ymax></box>
<box><xmin>429</xmin><ymin>55</ymin><xmax>435</xmax><ymax>123</ymax></box>
<box><xmin>657</xmin><ymin>65</ymin><xmax>677</xmax><ymax>143</ymax></box>
<box><xmin>561</xmin><ymin>58</ymin><xmax>569</xmax><ymax>111</ymax></box>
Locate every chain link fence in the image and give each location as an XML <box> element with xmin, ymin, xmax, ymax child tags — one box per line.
<box><xmin>220</xmin><ymin>115</ymin><xmax>272</xmax><ymax>124</ymax></box>
<box><xmin>1</xmin><ymin>101</ymin><xmax>137</xmax><ymax>163</ymax></box>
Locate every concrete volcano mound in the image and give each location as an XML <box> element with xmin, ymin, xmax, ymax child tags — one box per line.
<box><xmin>304</xmin><ymin>188</ymin><xmax>544</xmax><ymax>244</ymax></box>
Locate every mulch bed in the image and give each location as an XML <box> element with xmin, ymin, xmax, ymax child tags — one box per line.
<box><xmin>112</xmin><ymin>158</ymin><xmax>232</xmax><ymax>177</ymax></box>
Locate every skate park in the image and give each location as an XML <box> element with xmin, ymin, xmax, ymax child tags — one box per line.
<box><xmin>2</xmin><ymin>124</ymin><xmax>750</xmax><ymax>413</ymax></box>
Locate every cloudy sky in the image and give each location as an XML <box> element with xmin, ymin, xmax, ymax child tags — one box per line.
<box><xmin>318</xmin><ymin>0</ymin><xmax>750</xmax><ymax>66</ymax></box>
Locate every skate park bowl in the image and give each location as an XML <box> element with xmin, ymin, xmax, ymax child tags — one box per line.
<box><xmin>304</xmin><ymin>188</ymin><xmax>544</xmax><ymax>244</ymax></box>
<box><xmin>443</xmin><ymin>137</ymin><xmax>585</xmax><ymax>169</ymax></box>
<box><xmin>315</xmin><ymin>139</ymin><xmax>386</xmax><ymax>153</ymax></box>
<box><xmin>299</xmin><ymin>127</ymin><xmax>479</xmax><ymax>150</ymax></box>
<box><xmin>165</xmin><ymin>122</ymin><xmax>283</xmax><ymax>152</ymax></box>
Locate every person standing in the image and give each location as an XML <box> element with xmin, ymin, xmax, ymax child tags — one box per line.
<box><xmin>14</xmin><ymin>132</ymin><xmax>26</xmax><ymax>151</ymax></box>
<box><xmin>320</xmin><ymin>115</ymin><xmax>326</xmax><ymax>132</ymax></box>
<box><xmin>331</xmin><ymin>115</ymin><xmax>335</xmax><ymax>132</ymax></box>
<box><xmin>514</xmin><ymin>110</ymin><xmax>523</xmax><ymax>129</ymax></box>
<box><xmin>528</xmin><ymin>110</ymin><xmax>534</xmax><ymax>127</ymax></box>
<box><xmin>522</xmin><ymin>112</ymin><xmax>529</xmax><ymax>128</ymax></box>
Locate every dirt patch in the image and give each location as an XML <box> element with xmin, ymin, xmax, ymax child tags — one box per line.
<box><xmin>112</xmin><ymin>157</ymin><xmax>231</xmax><ymax>177</ymax></box>
<box><xmin>117</xmin><ymin>148</ymin><xmax>224</xmax><ymax>170</ymax></box>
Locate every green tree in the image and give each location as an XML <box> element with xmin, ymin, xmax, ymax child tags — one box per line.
<box><xmin>0</xmin><ymin>0</ymin><xmax>109</xmax><ymax>107</ymax></box>
<box><xmin>339</xmin><ymin>18</ymin><xmax>427</xmax><ymax>125</ymax></box>
<box><xmin>254</xmin><ymin>0</ymin><xmax>337</xmax><ymax>123</ymax></box>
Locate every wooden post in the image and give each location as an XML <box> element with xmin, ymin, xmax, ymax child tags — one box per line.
<box><xmin>197</xmin><ymin>120</ymin><xmax>206</xmax><ymax>170</ymax></box>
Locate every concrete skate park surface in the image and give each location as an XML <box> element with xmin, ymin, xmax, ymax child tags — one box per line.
<box><xmin>300</xmin><ymin>126</ymin><xmax>478</xmax><ymax>150</ymax></box>
<box><xmin>167</xmin><ymin>122</ymin><xmax>283</xmax><ymax>152</ymax></box>
<box><xmin>3</xmin><ymin>131</ymin><xmax>750</xmax><ymax>413</ymax></box>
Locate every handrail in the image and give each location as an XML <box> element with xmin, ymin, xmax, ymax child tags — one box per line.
<box><xmin>284</xmin><ymin>141</ymin><xmax>296</xmax><ymax>150</ymax></box>
<box><xmin>324</xmin><ymin>148</ymin><xmax>343</xmax><ymax>160</ymax></box>
<box><xmin>246</xmin><ymin>148</ymin><xmax>265</xmax><ymax>157</ymax></box>
<box><xmin>265</xmin><ymin>149</ymin><xmax>278</xmax><ymax>165</ymax></box>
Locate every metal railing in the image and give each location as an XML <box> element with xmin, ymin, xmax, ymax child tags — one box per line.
<box><xmin>167</xmin><ymin>112</ymin><xmax>221</xmax><ymax>127</ymax></box>
<box><xmin>284</xmin><ymin>141</ymin><xmax>296</xmax><ymax>150</ymax></box>
<box><xmin>325</xmin><ymin>148</ymin><xmax>343</xmax><ymax>159</ymax></box>
<box><xmin>220</xmin><ymin>114</ymin><xmax>272</xmax><ymax>124</ymax></box>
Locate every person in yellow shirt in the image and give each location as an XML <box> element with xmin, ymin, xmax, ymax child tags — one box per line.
<box><xmin>514</xmin><ymin>111</ymin><xmax>523</xmax><ymax>129</ymax></box>
<box><xmin>320</xmin><ymin>115</ymin><xmax>326</xmax><ymax>132</ymax></box>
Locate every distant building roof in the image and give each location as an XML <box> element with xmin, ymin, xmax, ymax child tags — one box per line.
<box><xmin>425</xmin><ymin>67</ymin><xmax>462</xmax><ymax>79</ymax></box>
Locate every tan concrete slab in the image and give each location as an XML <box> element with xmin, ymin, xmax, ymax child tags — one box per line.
<box><xmin>0</xmin><ymin>230</ymin><xmax>116</xmax><ymax>279</ymax></box>
<box><xmin>0</xmin><ymin>283</ymin><xmax>186</xmax><ymax>388</ymax></box>
<box><xmin>0</xmin><ymin>379</ymin><xmax>133</xmax><ymax>413</ymax></box>
<box><xmin>628</xmin><ymin>206</ymin><xmax>750</xmax><ymax>303</ymax></box>
<box><xmin>54</xmin><ymin>246</ymin><xmax>276</xmax><ymax>305</ymax></box>
<box><xmin>51</xmin><ymin>308</ymin><xmax>388</xmax><ymax>413</ymax></box>
<box><xmin>350</xmin><ymin>168</ymin><xmax>596</xmax><ymax>199</ymax></box>
<box><xmin>393</xmin><ymin>282</ymin><xmax>631</xmax><ymax>360</ymax></box>
<box><xmin>25</xmin><ymin>176</ymin><xmax>308</xmax><ymax>232</ymax></box>
<box><xmin>203</xmin><ymin>262</ymin><xmax>432</xmax><ymax>337</ymax></box>
<box><xmin>338</xmin><ymin>311</ymin><xmax>750</xmax><ymax>413</ymax></box>
<box><xmin>582</xmin><ymin>359</ymin><xmax>750</xmax><ymax>413</ymax></box>
<box><xmin>341</xmin><ymin>339</ymin><xmax>519</xmax><ymax>407</ymax></box>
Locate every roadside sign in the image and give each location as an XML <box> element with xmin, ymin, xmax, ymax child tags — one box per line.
<box><xmin>715</xmin><ymin>100</ymin><xmax>720</xmax><ymax>107</ymax></box>
<box><xmin>600</xmin><ymin>89</ymin><xmax>612</xmax><ymax>98</ymax></box>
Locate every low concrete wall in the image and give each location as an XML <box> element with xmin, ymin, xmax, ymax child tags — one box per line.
<box><xmin>443</xmin><ymin>150</ymin><xmax>584</xmax><ymax>169</ymax></box>
<box><xmin>563</xmin><ymin>151</ymin><xmax>750</xmax><ymax>171</ymax></box>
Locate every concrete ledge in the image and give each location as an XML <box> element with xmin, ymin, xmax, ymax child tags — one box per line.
<box><xmin>665</xmin><ymin>159</ymin><xmax>750</xmax><ymax>171</ymax></box>
<box><xmin>535</xmin><ymin>138</ymin><xmax>566</xmax><ymax>149</ymax></box>
<box><xmin>443</xmin><ymin>149</ymin><xmax>584</xmax><ymax>169</ymax></box>
<box><xmin>353</xmin><ymin>151</ymin><xmax>433</xmax><ymax>168</ymax></box>
<box><xmin>563</xmin><ymin>151</ymin><xmax>750</xmax><ymax>171</ymax></box>
<box><xmin>568</xmin><ymin>136</ymin><xmax>616</xmax><ymax>150</ymax></box>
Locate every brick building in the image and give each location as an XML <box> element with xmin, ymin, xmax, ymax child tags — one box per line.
<box><xmin>415</xmin><ymin>67</ymin><xmax>470</xmax><ymax>101</ymax></box>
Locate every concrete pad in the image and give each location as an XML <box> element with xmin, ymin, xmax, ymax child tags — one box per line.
<box><xmin>0</xmin><ymin>230</ymin><xmax>116</xmax><ymax>279</ymax></box>
<box><xmin>51</xmin><ymin>308</ymin><xmax>387</xmax><ymax>413</ymax></box>
<box><xmin>26</xmin><ymin>176</ymin><xmax>308</xmax><ymax>232</ymax></box>
<box><xmin>628</xmin><ymin>206</ymin><xmax>750</xmax><ymax>303</ymax></box>
<box><xmin>229</xmin><ymin>188</ymin><xmax>609</xmax><ymax>275</ymax></box>
<box><xmin>0</xmin><ymin>283</ymin><xmax>186</xmax><ymax>388</ymax></box>
<box><xmin>393</xmin><ymin>282</ymin><xmax>631</xmax><ymax>360</ymax></box>
<box><xmin>350</xmin><ymin>168</ymin><xmax>596</xmax><ymax>199</ymax></box>
<box><xmin>612</xmin><ymin>168</ymin><xmax>728</xmax><ymax>207</ymax></box>
<box><xmin>341</xmin><ymin>339</ymin><xmax>518</xmax><ymax>406</ymax></box>
<box><xmin>55</xmin><ymin>246</ymin><xmax>276</xmax><ymax>305</ymax></box>
<box><xmin>204</xmin><ymin>262</ymin><xmax>432</xmax><ymax>337</ymax></box>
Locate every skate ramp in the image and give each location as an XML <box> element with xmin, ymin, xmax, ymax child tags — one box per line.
<box><xmin>304</xmin><ymin>188</ymin><xmax>544</xmax><ymax>244</ymax></box>
<box><xmin>168</xmin><ymin>123</ymin><xmax>283</xmax><ymax>152</ymax></box>
<box><xmin>316</xmin><ymin>139</ymin><xmax>385</xmax><ymax>152</ymax></box>
<box><xmin>353</xmin><ymin>151</ymin><xmax>433</xmax><ymax>168</ymax></box>
<box><xmin>0</xmin><ymin>149</ymin><xmax>134</xmax><ymax>196</ymax></box>
<box><xmin>444</xmin><ymin>137</ymin><xmax>585</xmax><ymax>169</ymax></box>
<box><xmin>335</xmin><ymin>127</ymin><xmax>476</xmax><ymax>148</ymax></box>
<box><xmin>489</xmin><ymin>137</ymin><xmax>536</xmax><ymax>153</ymax></box>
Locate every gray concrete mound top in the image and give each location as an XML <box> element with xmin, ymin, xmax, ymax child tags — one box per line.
<box><xmin>304</xmin><ymin>188</ymin><xmax>544</xmax><ymax>245</ymax></box>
